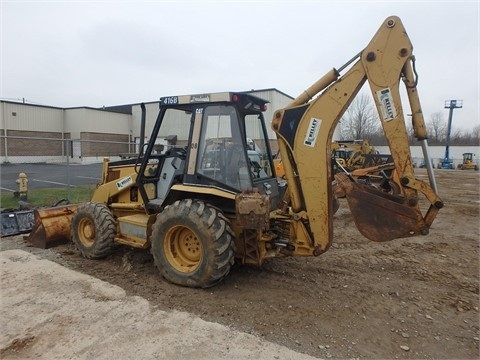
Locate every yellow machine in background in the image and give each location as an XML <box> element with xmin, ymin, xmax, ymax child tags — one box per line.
<box><xmin>331</xmin><ymin>140</ymin><xmax>378</xmax><ymax>171</ymax></box>
<box><xmin>29</xmin><ymin>16</ymin><xmax>443</xmax><ymax>288</ymax></box>
<box><xmin>275</xmin><ymin>139</ymin><xmax>379</xmax><ymax>178</ymax></box>
<box><xmin>458</xmin><ymin>153</ymin><xmax>478</xmax><ymax>170</ymax></box>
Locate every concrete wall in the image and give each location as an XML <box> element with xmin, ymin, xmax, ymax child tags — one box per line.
<box><xmin>0</xmin><ymin>101</ymin><xmax>133</xmax><ymax>163</ymax></box>
<box><xmin>65</xmin><ymin>108</ymin><xmax>131</xmax><ymax>139</ymax></box>
<box><xmin>0</xmin><ymin>102</ymin><xmax>64</xmax><ymax>132</ymax></box>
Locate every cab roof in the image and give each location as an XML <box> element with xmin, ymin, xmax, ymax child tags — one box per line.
<box><xmin>159</xmin><ymin>92</ymin><xmax>269</xmax><ymax>113</ymax></box>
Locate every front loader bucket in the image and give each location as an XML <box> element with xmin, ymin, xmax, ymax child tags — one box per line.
<box><xmin>27</xmin><ymin>204</ymin><xmax>79</xmax><ymax>249</ymax></box>
<box><xmin>336</xmin><ymin>174</ymin><xmax>426</xmax><ymax>242</ymax></box>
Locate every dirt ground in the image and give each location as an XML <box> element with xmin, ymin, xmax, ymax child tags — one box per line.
<box><xmin>1</xmin><ymin>169</ymin><xmax>479</xmax><ymax>359</ymax></box>
<box><xmin>0</xmin><ymin>249</ymin><xmax>316</xmax><ymax>360</ymax></box>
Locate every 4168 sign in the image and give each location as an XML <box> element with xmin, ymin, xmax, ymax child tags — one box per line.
<box><xmin>160</xmin><ymin>96</ymin><xmax>179</xmax><ymax>105</ymax></box>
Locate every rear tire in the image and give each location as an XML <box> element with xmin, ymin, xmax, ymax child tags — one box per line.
<box><xmin>151</xmin><ymin>199</ymin><xmax>235</xmax><ymax>288</ymax></box>
<box><xmin>71</xmin><ymin>202</ymin><xmax>116</xmax><ymax>259</ymax></box>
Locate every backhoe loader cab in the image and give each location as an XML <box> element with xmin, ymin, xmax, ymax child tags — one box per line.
<box><xmin>136</xmin><ymin>92</ymin><xmax>280</xmax><ymax>213</ymax></box>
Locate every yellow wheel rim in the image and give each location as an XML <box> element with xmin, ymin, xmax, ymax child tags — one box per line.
<box><xmin>164</xmin><ymin>225</ymin><xmax>202</xmax><ymax>273</ymax></box>
<box><xmin>77</xmin><ymin>217</ymin><xmax>95</xmax><ymax>247</ymax></box>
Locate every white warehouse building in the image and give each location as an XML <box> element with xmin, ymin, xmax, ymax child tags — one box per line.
<box><xmin>0</xmin><ymin>89</ymin><xmax>341</xmax><ymax>164</ymax></box>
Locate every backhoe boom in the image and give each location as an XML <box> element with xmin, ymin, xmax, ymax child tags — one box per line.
<box><xmin>271</xmin><ymin>16</ymin><xmax>443</xmax><ymax>254</ymax></box>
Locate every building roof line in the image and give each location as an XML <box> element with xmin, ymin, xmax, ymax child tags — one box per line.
<box><xmin>1</xmin><ymin>88</ymin><xmax>294</xmax><ymax>113</ymax></box>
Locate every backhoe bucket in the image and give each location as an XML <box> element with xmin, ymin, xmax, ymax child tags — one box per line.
<box><xmin>27</xmin><ymin>204</ymin><xmax>79</xmax><ymax>249</ymax></box>
<box><xmin>336</xmin><ymin>174</ymin><xmax>425</xmax><ymax>242</ymax></box>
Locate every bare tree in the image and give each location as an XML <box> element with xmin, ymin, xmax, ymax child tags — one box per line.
<box><xmin>405</xmin><ymin>120</ymin><xmax>416</xmax><ymax>145</ymax></box>
<box><xmin>427</xmin><ymin>112</ymin><xmax>447</xmax><ymax>143</ymax></box>
<box><xmin>472</xmin><ymin>125</ymin><xmax>480</xmax><ymax>145</ymax></box>
<box><xmin>453</xmin><ymin>125</ymin><xmax>480</xmax><ymax>145</ymax></box>
<box><xmin>339</xmin><ymin>93</ymin><xmax>380</xmax><ymax>140</ymax></box>
<box><xmin>337</xmin><ymin>94</ymin><xmax>478</xmax><ymax>146</ymax></box>
<box><xmin>450</xmin><ymin>128</ymin><xmax>463</xmax><ymax>144</ymax></box>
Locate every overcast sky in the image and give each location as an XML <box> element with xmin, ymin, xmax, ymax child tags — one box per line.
<box><xmin>1</xmin><ymin>0</ymin><xmax>479</xmax><ymax>131</ymax></box>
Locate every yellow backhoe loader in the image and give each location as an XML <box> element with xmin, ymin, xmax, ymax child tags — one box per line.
<box><xmin>29</xmin><ymin>16</ymin><xmax>443</xmax><ymax>288</ymax></box>
<box><xmin>458</xmin><ymin>153</ymin><xmax>478</xmax><ymax>170</ymax></box>
<box><xmin>275</xmin><ymin>139</ymin><xmax>379</xmax><ymax>178</ymax></box>
<box><xmin>331</xmin><ymin>139</ymin><xmax>378</xmax><ymax>171</ymax></box>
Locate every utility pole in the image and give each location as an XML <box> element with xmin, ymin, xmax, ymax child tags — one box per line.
<box><xmin>441</xmin><ymin>100</ymin><xmax>462</xmax><ymax>169</ymax></box>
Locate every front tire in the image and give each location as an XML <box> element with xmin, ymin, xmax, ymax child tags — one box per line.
<box><xmin>71</xmin><ymin>202</ymin><xmax>116</xmax><ymax>259</ymax></box>
<box><xmin>151</xmin><ymin>199</ymin><xmax>235</xmax><ymax>288</ymax></box>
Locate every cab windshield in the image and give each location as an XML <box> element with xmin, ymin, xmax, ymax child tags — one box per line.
<box><xmin>196</xmin><ymin>105</ymin><xmax>273</xmax><ymax>190</ymax></box>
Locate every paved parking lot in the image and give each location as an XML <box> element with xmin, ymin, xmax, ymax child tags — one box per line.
<box><xmin>0</xmin><ymin>163</ymin><xmax>103</xmax><ymax>193</ymax></box>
